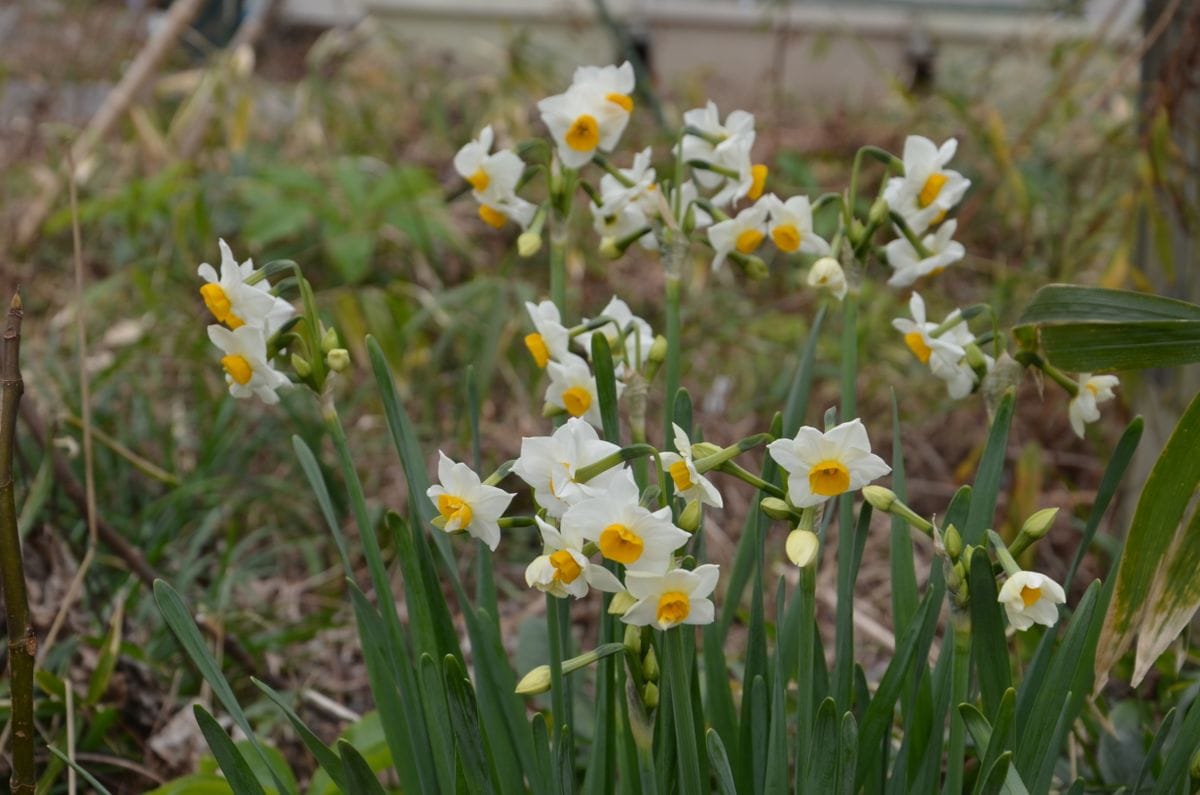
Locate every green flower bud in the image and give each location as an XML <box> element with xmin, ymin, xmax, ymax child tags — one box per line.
<box><xmin>862</xmin><ymin>485</ymin><xmax>897</xmax><ymax>513</ymax></box>
<box><xmin>787</xmin><ymin>529</ymin><xmax>820</xmax><ymax>568</ymax></box>
<box><xmin>647</xmin><ymin>335</ymin><xmax>669</xmax><ymax>366</ymax></box>
<box><xmin>868</xmin><ymin>197</ymin><xmax>890</xmax><ymax>227</ymax></box>
<box><xmin>643</xmin><ymin>681</ymin><xmax>659</xmax><ymax>709</ymax></box>
<box><xmin>944</xmin><ymin>524</ymin><xmax>963</xmax><ymax>561</ymax></box>
<box><xmin>291</xmin><ymin>353</ymin><xmax>312</xmax><ymax>378</ymax></box>
<box><xmin>326</xmin><ymin>348</ymin><xmax>351</xmax><ymax>373</ymax></box>
<box><xmin>760</xmin><ymin>497</ymin><xmax>794</xmax><ymax>522</ymax></box>
<box><xmin>642</xmin><ymin>647</ymin><xmax>659</xmax><ymax>682</ymax></box>
<box><xmin>608</xmin><ymin>590</ymin><xmax>636</xmax><ymax>616</ymax></box>
<box><xmin>623</xmin><ymin>624</ymin><xmax>641</xmax><ymax>655</ymax></box>
<box><xmin>691</xmin><ymin>442</ymin><xmax>722</xmax><ymax>460</ymax></box>
<box><xmin>515</xmin><ymin>665</ymin><xmax>551</xmax><ymax>696</ymax></box>
<box><xmin>1020</xmin><ymin>507</ymin><xmax>1058</xmax><ymax>541</ymax></box>
<box><xmin>518</xmin><ymin>231</ymin><xmax>543</xmax><ymax>258</ymax></box>
<box><xmin>321</xmin><ymin>326</ymin><xmax>339</xmax><ymax>354</ymax></box>
<box><xmin>599</xmin><ymin>236</ymin><xmax>620</xmax><ymax>260</ymax></box>
<box><xmin>678</xmin><ymin>499</ymin><xmax>702</xmax><ymax>533</ymax></box>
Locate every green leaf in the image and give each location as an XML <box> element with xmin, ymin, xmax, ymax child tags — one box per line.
<box><xmin>706</xmin><ymin>729</ymin><xmax>737</xmax><ymax>795</ymax></box>
<box><xmin>47</xmin><ymin>747</ymin><xmax>115</xmax><ymax>795</ymax></box>
<box><xmin>837</xmin><ymin>711</ymin><xmax>858</xmax><ymax>795</ymax></box>
<box><xmin>443</xmin><ymin>655</ymin><xmax>496</xmax><ymax>795</ymax></box>
<box><xmin>889</xmin><ymin>390</ymin><xmax>918</xmax><ymax>643</ymax></box>
<box><xmin>418</xmin><ymin>655</ymin><xmax>456</xmax><ymax>792</ymax></box>
<box><xmin>963</xmin><ymin>390</ymin><xmax>1015</xmax><ymax>546</ymax></box>
<box><xmin>1133</xmin><ymin>705</ymin><xmax>1175</xmax><ymax>793</ymax></box>
<box><xmin>291</xmin><ymin>436</ymin><xmax>352</xmax><ymax>575</ymax></box>
<box><xmin>806</xmin><ymin>699</ymin><xmax>840</xmax><ymax>792</ymax></box>
<box><xmin>1098</xmin><ymin>392</ymin><xmax>1200</xmax><ymax>685</ymax></box>
<box><xmin>337</xmin><ymin>740</ymin><xmax>388</xmax><ymax>795</ymax></box>
<box><xmin>968</xmin><ymin>553</ymin><xmax>1011</xmax><ymax>719</ymax></box>
<box><xmin>1018</xmin><ymin>284</ymin><xmax>1200</xmax><ymax>324</ymax></box>
<box><xmin>86</xmin><ymin>592</ymin><xmax>125</xmax><ymax>707</ymax></box>
<box><xmin>1153</xmin><ymin>691</ymin><xmax>1200</xmax><ymax>794</ymax></box>
<box><xmin>193</xmin><ymin>705</ymin><xmax>267</xmax><ymax>795</ymax></box>
<box><xmin>253</xmin><ymin>679</ymin><xmax>346</xmax><ymax>793</ymax></box>
<box><xmin>591</xmin><ymin>333</ymin><xmax>621</xmax><ymax>443</ymax></box>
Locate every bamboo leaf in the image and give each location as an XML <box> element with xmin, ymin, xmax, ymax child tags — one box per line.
<box><xmin>192</xmin><ymin>705</ymin><xmax>267</xmax><ymax>795</ymax></box>
<box><xmin>1098</xmin><ymin>392</ymin><xmax>1200</xmax><ymax>685</ymax></box>
<box><xmin>1017</xmin><ymin>284</ymin><xmax>1200</xmax><ymax>324</ymax></box>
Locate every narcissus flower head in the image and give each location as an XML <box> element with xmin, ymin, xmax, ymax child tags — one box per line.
<box><xmin>564</xmin><ymin>472</ymin><xmax>689</xmax><ymax>573</ymax></box>
<box><xmin>537</xmin><ymin>62</ymin><xmax>635</xmax><ymax>168</ymax></box>
<box><xmin>523</xmin><ymin>300</ymin><xmax>574</xmax><ymax>369</ymax></box>
<box><xmin>576</xmin><ymin>296</ymin><xmax>655</xmax><ymax>371</ymax></box>
<box><xmin>767</xmin><ymin>418</ymin><xmax>891</xmax><ymax>508</ymax></box>
<box><xmin>681</xmin><ymin>101</ymin><xmax>762</xmax><ymax>205</ymax></box>
<box><xmin>762</xmin><ymin>194</ymin><xmax>831</xmax><ymax>257</ymax></box>
<box><xmin>659</xmin><ymin>423</ymin><xmax>723</xmax><ymax>508</ymax></box>
<box><xmin>891</xmin><ymin>292</ymin><xmax>966</xmax><ymax>369</ymax></box>
<box><xmin>426</xmin><ymin>452</ymin><xmax>516</xmax><ymax>551</ymax></box>
<box><xmin>1068</xmin><ymin>374</ymin><xmax>1119</xmax><ymax>438</ymax></box>
<box><xmin>621</xmin><ymin>564</ymin><xmax>720</xmax><ymax>630</ymax></box>
<box><xmin>883</xmin><ymin>135</ymin><xmax>971</xmax><ymax>235</ymax></box>
<box><xmin>545</xmin><ymin>357</ymin><xmax>622</xmax><ymax>429</ymax></box>
<box><xmin>707</xmin><ymin>200</ymin><xmax>769</xmax><ymax>271</ymax></box>
<box><xmin>207</xmin><ymin>324</ymin><xmax>291</xmax><ymax>405</ymax></box>
<box><xmin>453</xmin><ymin>126</ymin><xmax>536</xmax><ymax>229</ymax></box>
<box><xmin>997</xmin><ymin>569</ymin><xmax>1066</xmax><ymax>630</ymax></box>
<box><xmin>524</xmin><ymin>517</ymin><xmax>622</xmax><ymax>599</ymax></box>
<box><xmin>512</xmin><ymin>418</ymin><xmax>624</xmax><ymax>518</ymax></box>
<box><xmin>885</xmin><ymin>218</ymin><xmax>966</xmax><ymax>289</ymax></box>
<box><xmin>198</xmin><ymin>239</ymin><xmax>295</xmax><ymax>335</ymax></box>
<box><xmin>807</xmin><ymin>257</ymin><xmax>848</xmax><ymax>300</ymax></box>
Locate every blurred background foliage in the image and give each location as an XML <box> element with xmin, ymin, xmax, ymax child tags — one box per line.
<box><xmin>0</xmin><ymin>0</ymin><xmax>1196</xmax><ymax>790</ymax></box>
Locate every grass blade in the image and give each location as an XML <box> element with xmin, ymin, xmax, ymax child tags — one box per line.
<box><xmin>253</xmin><ymin>678</ymin><xmax>347</xmax><ymax>792</ymax></box>
<box><xmin>963</xmin><ymin>390</ymin><xmax>1015</xmax><ymax>546</ymax></box>
<box><xmin>337</xmin><ymin>739</ymin><xmax>389</xmax><ymax>795</ymax></box>
<box><xmin>192</xmin><ymin>705</ymin><xmax>267</xmax><ymax>795</ymax></box>
<box><xmin>707</xmin><ymin>729</ymin><xmax>737</xmax><ymax>795</ymax></box>
<box><xmin>968</xmin><ymin>552</ymin><xmax>1011</xmax><ymax>719</ymax></box>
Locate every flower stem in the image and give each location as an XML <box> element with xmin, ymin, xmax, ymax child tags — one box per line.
<box><xmin>0</xmin><ymin>293</ymin><xmax>35</xmax><ymax>794</ymax></box>
<box><xmin>666</xmin><ymin>627</ymin><xmax>703</xmax><ymax>794</ymax></box>
<box><xmin>944</xmin><ymin>613</ymin><xmax>971</xmax><ymax>794</ymax></box>
<box><xmin>550</xmin><ymin>219</ymin><xmax>568</xmax><ymax>314</ymax></box>
<box><xmin>547</xmin><ymin>595</ymin><xmax>573</xmax><ymax>769</ymax></box>
<box><xmin>664</xmin><ymin>273</ymin><xmax>682</xmax><ymax>441</ymax></box>
<box><xmin>794</xmin><ymin>564</ymin><xmax>816</xmax><ymax>790</ymax></box>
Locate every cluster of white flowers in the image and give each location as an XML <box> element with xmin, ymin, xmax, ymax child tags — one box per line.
<box><xmin>453</xmin><ymin>125</ymin><xmax>536</xmax><ymax>230</ymax></box>
<box><xmin>892</xmin><ymin>292</ymin><xmax>989</xmax><ymax>400</ymax></box>
<box><xmin>199</xmin><ymin>240</ymin><xmax>294</xmax><ymax>404</ymax></box>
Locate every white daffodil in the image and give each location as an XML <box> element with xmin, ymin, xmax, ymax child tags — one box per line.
<box><xmin>425</xmin><ymin>452</ymin><xmax>516</xmax><ymax>551</ymax></box>
<box><xmin>592</xmin><ymin>148</ymin><xmax>659</xmax><ymax>249</ymax></box>
<box><xmin>564</xmin><ymin>472</ymin><xmax>689</xmax><ymax>573</ymax></box>
<box><xmin>891</xmin><ymin>293</ymin><xmax>967</xmax><ymax>371</ymax></box>
<box><xmin>707</xmin><ymin>200</ymin><xmax>769</xmax><ymax>271</ymax></box>
<box><xmin>885</xmin><ymin>220</ymin><xmax>966</xmax><ymax>288</ymax></box>
<box><xmin>537</xmin><ymin>62</ymin><xmax>635</xmax><ymax>168</ymax></box>
<box><xmin>621</xmin><ymin>564</ymin><xmax>720</xmax><ymax>630</ymax></box>
<box><xmin>675</xmin><ymin>179</ymin><xmax>714</xmax><ymax>230</ymax></box>
<box><xmin>576</xmin><ymin>297</ymin><xmax>655</xmax><ymax>371</ymax></box>
<box><xmin>767</xmin><ymin>418</ymin><xmax>891</xmax><ymax>508</ymax></box>
<box><xmin>681</xmin><ymin>101</ymin><xmax>765</xmax><ymax>206</ymax></box>
<box><xmin>807</xmin><ymin>257</ymin><xmax>848</xmax><ymax>300</ymax></box>
<box><xmin>926</xmin><ymin>312</ymin><xmax>989</xmax><ymax>399</ymax></box>
<box><xmin>762</xmin><ymin>194</ymin><xmax>831</xmax><ymax>257</ymax></box>
<box><xmin>1068</xmin><ymin>374</ymin><xmax>1120</xmax><ymax>438</ymax></box>
<box><xmin>453</xmin><ymin>126</ymin><xmax>523</xmax><ymax>204</ymax></box>
<box><xmin>524</xmin><ymin>300</ymin><xmax>576</xmax><ymax>369</ymax></box>
<box><xmin>198</xmin><ymin>239</ymin><xmax>295</xmax><ymax>335</ymax></box>
<box><xmin>883</xmin><ymin>135</ymin><xmax>971</xmax><ymax>235</ymax></box>
<box><xmin>524</xmin><ymin>516</ymin><xmax>622</xmax><ymax>599</ymax></box>
<box><xmin>207</xmin><ymin>324</ymin><xmax>291</xmax><ymax>405</ymax></box>
<box><xmin>997</xmin><ymin>569</ymin><xmax>1066</xmax><ymax>631</ymax></box>
<box><xmin>512</xmin><ymin>418</ymin><xmax>624</xmax><ymax>518</ymax></box>
<box><xmin>659</xmin><ymin>423</ymin><xmax>723</xmax><ymax>508</ymax></box>
<box><xmin>545</xmin><ymin>357</ymin><xmax>622</xmax><ymax>428</ymax></box>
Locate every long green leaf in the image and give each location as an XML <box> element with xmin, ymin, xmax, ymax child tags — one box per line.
<box><xmin>1098</xmin><ymin>392</ymin><xmax>1200</xmax><ymax>685</ymax></box>
<box><xmin>444</xmin><ymin>655</ymin><xmax>496</xmax><ymax>795</ymax></box>
<box><xmin>253</xmin><ymin>679</ymin><xmax>346</xmax><ymax>792</ymax></box>
<box><xmin>1153</xmin><ymin>691</ymin><xmax>1200</xmax><ymax>794</ymax></box>
<box><xmin>889</xmin><ymin>390</ymin><xmax>918</xmax><ymax>643</ymax></box>
<box><xmin>1018</xmin><ymin>284</ymin><xmax>1200</xmax><ymax>324</ymax></box>
<box><xmin>706</xmin><ymin>730</ymin><xmax>737</xmax><ymax>795</ymax></box>
<box><xmin>337</xmin><ymin>740</ymin><xmax>389</xmax><ymax>795</ymax></box>
<box><xmin>591</xmin><ymin>333</ymin><xmax>621</xmax><ymax>443</ymax></box>
<box><xmin>963</xmin><ymin>390</ymin><xmax>1014</xmax><ymax>546</ymax></box>
<box><xmin>47</xmin><ymin>747</ymin><xmax>114</xmax><ymax>795</ymax></box>
<box><xmin>807</xmin><ymin>698</ymin><xmax>840</xmax><ymax>793</ymax></box>
<box><xmin>291</xmin><ymin>435</ymin><xmax>352</xmax><ymax>575</ymax></box>
<box><xmin>419</xmin><ymin>654</ymin><xmax>457</xmax><ymax>792</ymax></box>
<box><xmin>193</xmin><ymin>705</ymin><xmax>267</xmax><ymax>795</ymax></box>
<box><xmin>969</xmin><ymin>553</ymin><xmax>1011</xmax><ymax>719</ymax></box>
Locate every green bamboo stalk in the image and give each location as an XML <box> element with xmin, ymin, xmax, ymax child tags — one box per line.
<box><xmin>0</xmin><ymin>293</ymin><xmax>36</xmax><ymax>794</ymax></box>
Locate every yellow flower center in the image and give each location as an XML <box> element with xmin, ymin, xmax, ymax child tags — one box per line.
<box><xmin>808</xmin><ymin>459</ymin><xmax>850</xmax><ymax>497</ymax></box>
<box><xmin>931</xmin><ymin>208</ymin><xmax>948</xmax><ymax>226</ymax></box>
<box><xmin>904</xmin><ymin>331</ymin><xmax>932</xmax><ymax>364</ymax></box>
<box><xmin>918</xmin><ymin>172</ymin><xmax>948</xmax><ymax>208</ymax></box>
<box><xmin>550</xmin><ymin>549</ymin><xmax>583</xmax><ymax>584</ymax></box>
<box><xmin>220</xmin><ymin>354</ymin><xmax>253</xmax><ymax>385</ymax></box>
<box><xmin>598</xmin><ymin>523</ymin><xmax>644</xmax><ymax>565</ymax></box>
<box><xmin>565</xmin><ymin>114</ymin><xmax>600</xmax><ymax>152</ymax></box>
<box><xmin>525</xmin><ymin>332</ymin><xmax>550</xmax><ymax>368</ymax></box>
<box><xmin>437</xmin><ymin>494</ymin><xmax>473</xmax><ymax>528</ymax></box>
<box><xmin>200</xmin><ymin>283</ymin><xmax>244</xmax><ymax>329</ymax></box>
<box><xmin>467</xmin><ymin>167</ymin><xmax>490</xmax><ymax>192</ymax></box>
<box><xmin>735</xmin><ymin>229</ymin><xmax>764</xmax><ymax>254</ymax></box>
<box><xmin>748</xmin><ymin>164</ymin><xmax>768</xmax><ymax>200</ymax></box>
<box><xmin>1020</xmin><ymin>585</ymin><xmax>1042</xmax><ymax>608</ymax></box>
<box><xmin>771</xmin><ymin>223</ymin><xmax>801</xmax><ymax>253</ymax></box>
<box><xmin>1085</xmin><ymin>382</ymin><xmax>1100</xmax><ymax>395</ymax></box>
<box><xmin>478</xmin><ymin>204</ymin><xmax>508</xmax><ymax>228</ymax></box>
<box><xmin>668</xmin><ymin>460</ymin><xmax>694</xmax><ymax>492</ymax></box>
<box><xmin>605</xmin><ymin>92</ymin><xmax>634</xmax><ymax>112</ymax></box>
<box><xmin>656</xmin><ymin>591</ymin><xmax>690</xmax><ymax>626</ymax></box>
<box><xmin>561</xmin><ymin>386</ymin><xmax>592</xmax><ymax>418</ymax></box>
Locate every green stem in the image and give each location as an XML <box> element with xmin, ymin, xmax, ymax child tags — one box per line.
<box><xmin>794</xmin><ymin>564</ymin><xmax>816</xmax><ymax>791</ymax></box>
<box><xmin>889</xmin><ymin>212</ymin><xmax>933</xmax><ymax>259</ymax></box>
<box><xmin>664</xmin><ymin>274</ymin><xmax>682</xmax><ymax>442</ymax></box>
<box><xmin>547</xmin><ymin>595</ymin><xmax>573</xmax><ymax>776</ymax></box>
<box><xmin>0</xmin><ymin>294</ymin><xmax>35</xmax><ymax>794</ymax></box>
<box><xmin>944</xmin><ymin>614</ymin><xmax>971</xmax><ymax>795</ymax></box>
<box><xmin>718</xmin><ymin>462</ymin><xmax>787</xmax><ymax>500</ymax></box>
<box><xmin>666</xmin><ymin>627</ymin><xmax>703</xmax><ymax>794</ymax></box>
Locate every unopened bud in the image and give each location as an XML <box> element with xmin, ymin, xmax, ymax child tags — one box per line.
<box><xmin>944</xmin><ymin>524</ymin><xmax>963</xmax><ymax>561</ymax></box>
<box><xmin>291</xmin><ymin>353</ymin><xmax>312</xmax><ymax>378</ymax></box>
<box><xmin>848</xmin><ymin>218</ymin><xmax>866</xmax><ymax>248</ymax></box>
<box><xmin>623</xmin><ymin>624</ymin><xmax>641</xmax><ymax>654</ymax></box>
<box><xmin>608</xmin><ymin>590</ymin><xmax>636</xmax><ymax>616</ymax></box>
<box><xmin>1020</xmin><ymin>508</ymin><xmax>1058</xmax><ymax>541</ymax></box>
<box><xmin>691</xmin><ymin>442</ymin><xmax>721</xmax><ymax>459</ymax></box>
<box><xmin>321</xmin><ymin>326</ymin><xmax>339</xmax><ymax>354</ymax></box>
<box><xmin>760</xmin><ymin>497</ymin><xmax>794</xmax><ymax>522</ymax></box>
<box><xmin>739</xmin><ymin>255</ymin><xmax>769</xmax><ymax>281</ymax></box>
<box><xmin>643</xmin><ymin>682</ymin><xmax>659</xmax><ymax>709</ymax></box>
<box><xmin>678</xmin><ymin>500</ymin><xmax>702</xmax><ymax>533</ymax></box>
<box><xmin>868</xmin><ymin>197</ymin><xmax>890</xmax><ymax>227</ymax></box>
<box><xmin>326</xmin><ymin>348</ymin><xmax>350</xmax><ymax>372</ymax></box>
<box><xmin>807</xmin><ymin>257</ymin><xmax>848</xmax><ymax>301</ymax></box>
<box><xmin>862</xmin><ymin>486</ymin><xmax>897</xmax><ymax>513</ymax></box>
<box><xmin>786</xmin><ymin>529</ymin><xmax>820</xmax><ymax>568</ymax></box>
<box><xmin>515</xmin><ymin>665</ymin><xmax>552</xmax><ymax>696</ymax></box>
<box><xmin>642</xmin><ymin>647</ymin><xmax>659</xmax><ymax>682</ymax></box>
<box><xmin>518</xmin><ymin>231</ymin><xmax>543</xmax><ymax>258</ymax></box>
<box><xmin>647</xmin><ymin>335</ymin><xmax>669</xmax><ymax>366</ymax></box>
<box><xmin>598</xmin><ymin>236</ymin><xmax>620</xmax><ymax>260</ymax></box>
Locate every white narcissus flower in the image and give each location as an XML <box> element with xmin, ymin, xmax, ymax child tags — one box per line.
<box><xmin>680</xmin><ymin>101</ymin><xmax>765</xmax><ymax>206</ymax></box>
<box><xmin>1068</xmin><ymin>374</ymin><xmax>1120</xmax><ymax>438</ymax></box>
<box><xmin>891</xmin><ymin>292</ymin><xmax>967</xmax><ymax>371</ymax></box>
<box><xmin>524</xmin><ymin>300</ymin><xmax>575</xmax><ymax>369</ymax></box>
<box><xmin>525</xmin><ymin>516</ymin><xmax>622</xmax><ymax>599</ymax></box>
<box><xmin>512</xmin><ymin>418</ymin><xmax>624</xmax><ymax>518</ymax></box>
<box><xmin>926</xmin><ymin>312</ymin><xmax>991</xmax><ymax>399</ymax></box>
<box><xmin>565</xmin><ymin>472</ymin><xmax>689</xmax><ymax>573</ymax></box>
<box><xmin>707</xmin><ymin>200</ymin><xmax>769</xmax><ymax>271</ymax></box>
<box><xmin>198</xmin><ymin>239</ymin><xmax>295</xmax><ymax>335</ymax></box>
<box><xmin>537</xmin><ymin>62</ymin><xmax>635</xmax><ymax>168</ymax></box>
<box><xmin>767</xmin><ymin>418</ymin><xmax>891</xmax><ymax>508</ymax></box>
<box><xmin>592</xmin><ymin>148</ymin><xmax>658</xmax><ymax>249</ymax></box>
<box><xmin>576</xmin><ymin>297</ymin><xmax>655</xmax><ymax>371</ymax></box>
<box><xmin>453</xmin><ymin>125</ymin><xmax>536</xmax><ymax>230</ymax></box>
<box><xmin>883</xmin><ymin>135</ymin><xmax>971</xmax><ymax>235</ymax></box>
<box><xmin>621</xmin><ymin>564</ymin><xmax>720</xmax><ymax>630</ymax></box>
<box><xmin>425</xmin><ymin>452</ymin><xmax>516</xmax><ymax>551</ymax></box>
<box><xmin>762</xmin><ymin>194</ymin><xmax>831</xmax><ymax>257</ymax></box>
<box><xmin>659</xmin><ymin>423</ymin><xmax>723</xmax><ymax>508</ymax></box>
<box><xmin>997</xmin><ymin>570</ymin><xmax>1066</xmax><ymax>631</ymax></box>
<box><xmin>885</xmin><ymin>220</ymin><xmax>966</xmax><ymax>288</ymax></box>
<box><xmin>807</xmin><ymin>257</ymin><xmax>848</xmax><ymax>300</ymax></box>
<box><xmin>545</xmin><ymin>357</ymin><xmax>623</xmax><ymax>428</ymax></box>
<box><xmin>207</xmin><ymin>324</ymin><xmax>291</xmax><ymax>405</ymax></box>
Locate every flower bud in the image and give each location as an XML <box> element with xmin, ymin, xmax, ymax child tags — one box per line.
<box><xmin>691</xmin><ymin>442</ymin><xmax>722</xmax><ymax>460</ymax></box>
<box><xmin>786</xmin><ymin>529</ymin><xmax>819</xmax><ymax>568</ymax></box>
<box><xmin>647</xmin><ymin>335</ymin><xmax>669</xmax><ymax>367</ymax></box>
<box><xmin>608</xmin><ymin>590</ymin><xmax>637</xmax><ymax>616</ymax></box>
<box><xmin>1020</xmin><ymin>508</ymin><xmax>1058</xmax><ymax>541</ymax></box>
<box><xmin>807</xmin><ymin>257</ymin><xmax>848</xmax><ymax>300</ymax></box>
<box><xmin>678</xmin><ymin>500</ymin><xmax>702</xmax><ymax>533</ymax></box>
<box><xmin>739</xmin><ymin>255</ymin><xmax>769</xmax><ymax>281</ymax></box>
<box><xmin>326</xmin><ymin>348</ymin><xmax>351</xmax><ymax>373</ymax></box>
<box><xmin>321</xmin><ymin>326</ymin><xmax>340</xmax><ymax>354</ymax></box>
<box><xmin>642</xmin><ymin>681</ymin><xmax>659</xmax><ymax>709</ymax></box>
<box><xmin>515</xmin><ymin>665</ymin><xmax>552</xmax><ymax>696</ymax></box>
<box><xmin>944</xmin><ymin>524</ymin><xmax>963</xmax><ymax>561</ymax></box>
<box><xmin>760</xmin><ymin>497</ymin><xmax>794</xmax><ymax>522</ymax></box>
<box><xmin>623</xmin><ymin>624</ymin><xmax>641</xmax><ymax>655</ymax></box>
<box><xmin>598</xmin><ymin>236</ymin><xmax>620</xmax><ymax>260</ymax></box>
<box><xmin>516</xmin><ymin>231</ymin><xmax>543</xmax><ymax>258</ymax></box>
<box><xmin>868</xmin><ymin>197</ymin><xmax>890</xmax><ymax>227</ymax></box>
<box><xmin>291</xmin><ymin>353</ymin><xmax>312</xmax><ymax>378</ymax></box>
<box><xmin>642</xmin><ymin>647</ymin><xmax>659</xmax><ymax>682</ymax></box>
<box><xmin>862</xmin><ymin>485</ymin><xmax>897</xmax><ymax>513</ymax></box>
